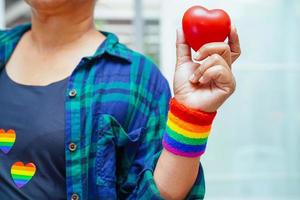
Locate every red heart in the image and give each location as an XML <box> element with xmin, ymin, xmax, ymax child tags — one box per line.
<box><xmin>182</xmin><ymin>6</ymin><xmax>231</xmax><ymax>51</ymax></box>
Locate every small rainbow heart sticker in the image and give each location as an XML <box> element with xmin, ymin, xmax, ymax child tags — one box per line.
<box><xmin>11</xmin><ymin>162</ymin><xmax>36</xmax><ymax>188</ymax></box>
<box><xmin>0</xmin><ymin>129</ymin><xmax>16</xmax><ymax>154</ymax></box>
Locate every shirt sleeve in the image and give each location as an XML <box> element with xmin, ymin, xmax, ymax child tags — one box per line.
<box><xmin>118</xmin><ymin>78</ymin><xmax>206</xmax><ymax>200</ymax></box>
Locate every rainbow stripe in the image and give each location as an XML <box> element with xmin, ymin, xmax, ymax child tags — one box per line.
<box><xmin>162</xmin><ymin>98</ymin><xmax>216</xmax><ymax>157</ymax></box>
<box><xmin>0</xmin><ymin>129</ymin><xmax>16</xmax><ymax>154</ymax></box>
<box><xmin>11</xmin><ymin>162</ymin><xmax>36</xmax><ymax>188</ymax></box>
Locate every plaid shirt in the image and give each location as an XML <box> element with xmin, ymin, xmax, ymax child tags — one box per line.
<box><xmin>0</xmin><ymin>24</ymin><xmax>205</xmax><ymax>200</ymax></box>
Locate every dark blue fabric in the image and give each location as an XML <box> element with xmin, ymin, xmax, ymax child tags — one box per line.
<box><xmin>0</xmin><ymin>68</ymin><xmax>67</xmax><ymax>200</ymax></box>
<box><xmin>0</xmin><ymin>24</ymin><xmax>206</xmax><ymax>200</ymax></box>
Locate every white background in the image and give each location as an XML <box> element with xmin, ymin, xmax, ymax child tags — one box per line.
<box><xmin>160</xmin><ymin>1</ymin><xmax>300</xmax><ymax>200</ymax></box>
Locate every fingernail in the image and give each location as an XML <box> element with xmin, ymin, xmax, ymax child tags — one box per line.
<box><xmin>189</xmin><ymin>74</ymin><xmax>195</xmax><ymax>82</ymax></box>
<box><xmin>194</xmin><ymin>52</ymin><xmax>201</xmax><ymax>60</ymax></box>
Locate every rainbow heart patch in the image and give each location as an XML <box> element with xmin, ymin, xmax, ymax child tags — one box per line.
<box><xmin>11</xmin><ymin>161</ymin><xmax>36</xmax><ymax>188</ymax></box>
<box><xmin>0</xmin><ymin>129</ymin><xmax>16</xmax><ymax>154</ymax></box>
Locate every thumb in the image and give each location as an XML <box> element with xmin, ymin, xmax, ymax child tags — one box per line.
<box><xmin>176</xmin><ymin>28</ymin><xmax>192</xmax><ymax>67</ymax></box>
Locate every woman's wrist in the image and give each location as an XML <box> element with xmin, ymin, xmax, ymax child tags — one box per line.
<box><xmin>173</xmin><ymin>94</ymin><xmax>219</xmax><ymax>113</ymax></box>
<box><xmin>162</xmin><ymin>98</ymin><xmax>217</xmax><ymax>158</ymax></box>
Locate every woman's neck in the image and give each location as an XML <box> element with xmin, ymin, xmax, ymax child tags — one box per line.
<box><xmin>29</xmin><ymin>2</ymin><xmax>97</xmax><ymax>51</ymax></box>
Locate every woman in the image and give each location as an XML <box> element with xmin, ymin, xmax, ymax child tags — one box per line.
<box><xmin>0</xmin><ymin>0</ymin><xmax>241</xmax><ymax>199</ymax></box>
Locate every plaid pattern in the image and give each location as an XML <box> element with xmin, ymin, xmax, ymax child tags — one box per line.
<box><xmin>0</xmin><ymin>24</ymin><xmax>205</xmax><ymax>200</ymax></box>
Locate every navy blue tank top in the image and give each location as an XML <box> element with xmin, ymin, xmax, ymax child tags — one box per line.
<box><xmin>0</xmin><ymin>68</ymin><xmax>67</xmax><ymax>199</ymax></box>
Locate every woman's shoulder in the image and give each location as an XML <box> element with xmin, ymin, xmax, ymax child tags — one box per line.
<box><xmin>0</xmin><ymin>23</ymin><xmax>30</xmax><ymax>44</ymax></box>
<box><xmin>118</xmin><ymin>43</ymin><xmax>170</xmax><ymax>92</ymax></box>
<box><xmin>99</xmin><ymin>32</ymin><xmax>169</xmax><ymax>92</ymax></box>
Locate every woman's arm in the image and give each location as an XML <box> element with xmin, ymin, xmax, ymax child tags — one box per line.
<box><xmin>154</xmin><ymin>150</ymin><xmax>200</xmax><ymax>200</ymax></box>
<box><xmin>153</xmin><ymin>27</ymin><xmax>241</xmax><ymax>199</ymax></box>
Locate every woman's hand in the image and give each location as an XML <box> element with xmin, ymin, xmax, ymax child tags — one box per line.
<box><xmin>173</xmin><ymin>26</ymin><xmax>241</xmax><ymax>112</ymax></box>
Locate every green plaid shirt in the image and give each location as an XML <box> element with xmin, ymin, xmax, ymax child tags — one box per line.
<box><xmin>0</xmin><ymin>24</ymin><xmax>205</xmax><ymax>200</ymax></box>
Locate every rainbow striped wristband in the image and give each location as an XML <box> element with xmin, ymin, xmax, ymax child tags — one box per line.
<box><xmin>162</xmin><ymin>98</ymin><xmax>217</xmax><ymax>158</ymax></box>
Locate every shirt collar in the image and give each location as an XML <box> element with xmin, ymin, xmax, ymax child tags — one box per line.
<box><xmin>0</xmin><ymin>24</ymin><xmax>29</xmax><ymax>69</ymax></box>
<box><xmin>88</xmin><ymin>31</ymin><xmax>131</xmax><ymax>63</ymax></box>
<box><xmin>0</xmin><ymin>23</ymin><xmax>131</xmax><ymax>70</ymax></box>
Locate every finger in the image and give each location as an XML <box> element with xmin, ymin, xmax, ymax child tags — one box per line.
<box><xmin>199</xmin><ymin>65</ymin><xmax>232</xmax><ymax>87</ymax></box>
<box><xmin>176</xmin><ymin>28</ymin><xmax>192</xmax><ymax>66</ymax></box>
<box><xmin>190</xmin><ymin>54</ymin><xmax>228</xmax><ymax>83</ymax></box>
<box><xmin>193</xmin><ymin>42</ymin><xmax>231</xmax><ymax>66</ymax></box>
<box><xmin>228</xmin><ymin>25</ymin><xmax>241</xmax><ymax>62</ymax></box>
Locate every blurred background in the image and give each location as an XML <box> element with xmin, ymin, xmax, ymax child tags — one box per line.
<box><xmin>0</xmin><ymin>0</ymin><xmax>299</xmax><ymax>199</ymax></box>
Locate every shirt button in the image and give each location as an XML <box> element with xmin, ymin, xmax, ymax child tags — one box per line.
<box><xmin>71</xmin><ymin>193</ymin><xmax>79</xmax><ymax>200</ymax></box>
<box><xmin>69</xmin><ymin>89</ymin><xmax>77</xmax><ymax>98</ymax></box>
<box><xmin>68</xmin><ymin>142</ymin><xmax>77</xmax><ymax>152</ymax></box>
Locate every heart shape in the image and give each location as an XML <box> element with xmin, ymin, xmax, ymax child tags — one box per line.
<box><xmin>11</xmin><ymin>161</ymin><xmax>37</xmax><ymax>188</ymax></box>
<box><xmin>182</xmin><ymin>6</ymin><xmax>231</xmax><ymax>51</ymax></box>
<box><xmin>0</xmin><ymin>129</ymin><xmax>16</xmax><ymax>154</ymax></box>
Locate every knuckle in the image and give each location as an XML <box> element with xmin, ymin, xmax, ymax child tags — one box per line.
<box><xmin>176</xmin><ymin>55</ymin><xmax>189</xmax><ymax>65</ymax></box>
<box><xmin>218</xmin><ymin>65</ymin><xmax>228</xmax><ymax>74</ymax></box>
<box><xmin>176</xmin><ymin>57</ymin><xmax>182</xmax><ymax>65</ymax></box>
<box><xmin>238</xmin><ymin>49</ymin><xmax>242</xmax><ymax>56</ymax></box>
<box><xmin>232</xmin><ymin>77</ymin><xmax>237</xmax><ymax>88</ymax></box>
<box><xmin>215</xmin><ymin>66</ymin><xmax>225</xmax><ymax>76</ymax></box>
<box><xmin>225</xmin><ymin>44</ymin><xmax>231</xmax><ymax>52</ymax></box>
<box><xmin>228</xmin><ymin>73</ymin><xmax>236</xmax><ymax>91</ymax></box>
<box><xmin>230</xmin><ymin>79</ymin><xmax>237</xmax><ymax>94</ymax></box>
<box><xmin>211</xmin><ymin>54</ymin><xmax>221</xmax><ymax>62</ymax></box>
<box><xmin>219</xmin><ymin>69</ymin><xmax>226</xmax><ymax>77</ymax></box>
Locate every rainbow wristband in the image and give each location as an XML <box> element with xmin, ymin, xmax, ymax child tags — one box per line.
<box><xmin>162</xmin><ymin>98</ymin><xmax>217</xmax><ymax>158</ymax></box>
